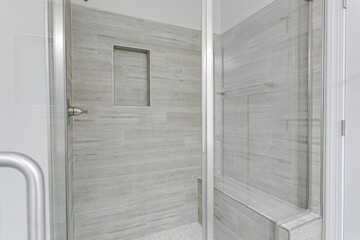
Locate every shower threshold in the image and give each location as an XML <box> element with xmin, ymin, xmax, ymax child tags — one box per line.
<box><xmin>134</xmin><ymin>223</ymin><xmax>202</xmax><ymax>240</ymax></box>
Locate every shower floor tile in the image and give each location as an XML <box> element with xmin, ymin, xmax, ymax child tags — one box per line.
<box><xmin>134</xmin><ymin>223</ymin><xmax>202</xmax><ymax>240</ymax></box>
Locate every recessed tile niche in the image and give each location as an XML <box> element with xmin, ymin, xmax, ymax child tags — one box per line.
<box><xmin>113</xmin><ymin>45</ymin><xmax>150</xmax><ymax>107</ymax></box>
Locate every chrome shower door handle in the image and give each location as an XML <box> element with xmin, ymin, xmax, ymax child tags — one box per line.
<box><xmin>0</xmin><ymin>152</ymin><xmax>46</xmax><ymax>240</ymax></box>
<box><xmin>68</xmin><ymin>106</ymin><xmax>88</xmax><ymax>116</ymax></box>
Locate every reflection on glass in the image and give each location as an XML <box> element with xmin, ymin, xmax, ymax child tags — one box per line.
<box><xmin>214</xmin><ymin>0</ymin><xmax>310</xmax><ymax>239</ymax></box>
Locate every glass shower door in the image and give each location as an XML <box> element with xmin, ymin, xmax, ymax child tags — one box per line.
<box><xmin>0</xmin><ymin>0</ymin><xmax>64</xmax><ymax>239</ymax></box>
<box><xmin>212</xmin><ymin>0</ymin><xmax>311</xmax><ymax>239</ymax></box>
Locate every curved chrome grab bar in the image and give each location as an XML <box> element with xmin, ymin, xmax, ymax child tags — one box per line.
<box><xmin>0</xmin><ymin>152</ymin><xmax>46</xmax><ymax>240</ymax></box>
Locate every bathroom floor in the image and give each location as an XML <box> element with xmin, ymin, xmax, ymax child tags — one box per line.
<box><xmin>134</xmin><ymin>223</ymin><xmax>202</xmax><ymax>240</ymax></box>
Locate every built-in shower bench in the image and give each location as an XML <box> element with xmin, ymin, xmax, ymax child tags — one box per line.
<box><xmin>197</xmin><ymin>176</ymin><xmax>322</xmax><ymax>240</ymax></box>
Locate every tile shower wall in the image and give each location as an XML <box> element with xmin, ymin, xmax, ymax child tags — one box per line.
<box><xmin>310</xmin><ymin>0</ymin><xmax>323</xmax><ymax>216</ymax></box>
<box><xmin>214</xmin><ymin>189</ymin><xmax>275</xmax><ymax>240</ymax></box>
<box><xmin>215</xmin><ymin>0</ymin><xmax>310</xmax><ymax>208</ymax></box>
<box><xmin>71</xmin><ymin>4</ymin><xmax>202</xmax><ymax>240</ymax></box>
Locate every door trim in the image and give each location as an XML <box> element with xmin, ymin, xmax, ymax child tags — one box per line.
<box><xmin>202</xmin><ymin>0</ymin><xmax>214</xmax><ymax>239</ymax></box>
<box><xmin>324</xmin><ymin>0</ymin><xmax>346</xmax><ymax>239</ymax></box>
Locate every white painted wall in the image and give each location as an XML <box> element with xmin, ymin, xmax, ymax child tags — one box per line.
<box><xmin>71</xmin><ymin>0</ymin><xmax>222</xmax><ymax>34</ymax></box>
<box><xmin>344</xmin><ymin>0</ymin><xmax>360</xmax><ymax>239</ymax></box>
<box><xmin>0</xmin><ymin>0</ymin><xmax>50</xmax><ymax>239</ymax></box>
<box><xmin>220</xmin><ymin>0</ymin><xmax>275</xmax><ymax>33</ymax></box>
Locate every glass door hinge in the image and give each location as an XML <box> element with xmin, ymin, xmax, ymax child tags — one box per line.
<box><xmin>341</xmin><ymin>120</ymin><xmax>346</xmax><ymax>136</ymax></box>
<box><xmin>343</xmin><ymin>0</ymin><xmax>347</xmax><ymax>9</ymax></box>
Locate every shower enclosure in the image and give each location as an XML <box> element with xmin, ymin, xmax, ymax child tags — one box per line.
<box><xmin>204</xmin><ymin>0</ymin><xmax>323</xmax><ymax>239</ymax></box>
<box><xmin>57</xmin><ymin>0</ymin><xmax>324</xmax><ymax>239</ymax></box>
<box><xmin>0</xmin><ymin>0</ymin><xmax>324</xmax><ymax>239</ymax></box>
<box><xmin>210</xmin><ymin>0</ymin><xmax>323</xmax><ymax>239</ymax></box>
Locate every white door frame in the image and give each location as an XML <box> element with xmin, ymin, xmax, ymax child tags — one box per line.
<box><xmin>324</xmin><ymin>0</ymin><xmax>346</xmax><ymax>239</ymax></box>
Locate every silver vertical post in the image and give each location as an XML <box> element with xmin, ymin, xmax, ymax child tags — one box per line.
<box><xmin>202</xmin><ymin>0</ymin><xmax>214</xmax><ymax>239</ymax></box>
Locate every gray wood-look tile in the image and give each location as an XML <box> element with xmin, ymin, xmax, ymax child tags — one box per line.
<box><xmin>71</xmin><ymin>4</ymin><xmax>202</xmax><ymax>240</ymax></box>
<box><xmin>310</xmin><ymin>0</ymin><xmax>323</xmax><ymax>217</ymax></box>
<box><xmin>66</xmin><ymin>1</ymin><xmax>75</xmax><ymax>239</ymax></box>
<box><xmin>214</xmin><ymin>188</ymin><xmax>276</xmax><ymax>240</ymax></box>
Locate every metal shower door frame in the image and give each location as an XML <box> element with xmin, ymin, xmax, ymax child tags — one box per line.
<box><xmin>202</xmin><ymin>0</ymin><xmax>214</xmax><ymax>239</ymax></box>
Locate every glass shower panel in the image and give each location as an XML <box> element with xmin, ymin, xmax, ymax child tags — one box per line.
<box><xmin>0</xmin><ymin>0</ymin><xmax>56</xmax><ymax>239</ymax></box>
<box><xmin>214</xmin><ymin>0</ymin><xmax>310</xmax><ymax>239</ymax></box>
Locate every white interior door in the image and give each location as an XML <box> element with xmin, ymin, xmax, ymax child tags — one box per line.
<box><xmin>344</xmin><ymin>1</ymin><xmax>360</xmax><ymax>239</ymax></box>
